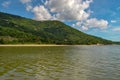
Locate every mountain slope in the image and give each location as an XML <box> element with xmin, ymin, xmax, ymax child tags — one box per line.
<box><xmin>0</xmin><ymin>12</ymin><xmax>113</xmax><ymax>44</ymax></box>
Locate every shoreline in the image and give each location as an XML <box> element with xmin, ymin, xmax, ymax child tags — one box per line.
<box><xmin>0</xmin><ymin>44</ymin><xmax>71</xmax><ymax>47</ymax></box>
<box><xmin>0</xmin><ymin>44</ymin><xmax>117</xmax><ymax>47</ymax></box>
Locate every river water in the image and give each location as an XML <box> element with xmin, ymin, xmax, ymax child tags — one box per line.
<box><xmin>0</xmin><ymin>45</ymin><xmax>120</xmax><ymax>80</ymax></box>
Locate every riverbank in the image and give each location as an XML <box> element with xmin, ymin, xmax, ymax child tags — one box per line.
<box><xmin>0</xmin><ymin>44</ymin><xmax>70</xmax><ymax>47</ymax></box>
<box><xmin>0</xmin><ymin>44</ymin><xmax>116</xmax><ymax>47</ymax></box>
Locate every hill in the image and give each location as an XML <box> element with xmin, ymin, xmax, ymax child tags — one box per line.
<box><xmin>0</xmin><ymin>12</ymin><xmax>114</xmax><ymax>45</ymax></box>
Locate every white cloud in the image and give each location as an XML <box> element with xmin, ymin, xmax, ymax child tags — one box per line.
<box><xmin>111</xmin><ymin>20</ymin><xmax>117</xmax><ymax>23</ymax></box>
<box><xmin>19</xmin><ymin>0</ymin><xmax>109</xmax><ymax>30</ymax></box>
<box><xmin>2</xmin><ymin>1</ymin><xmax>11</xmax><ymax>7</ymax></box>
<box><xmin>73</xmin><ymin>18</ymin><xmax>108</xmax><ymax>30</ymax></box>
<box><xmin>76</xmin><ymin>22</ymin><xmax>82</xmax><ymax>26</ymax></box>
<box><xmin>26</xmin><ymin>5</ymin><xmax>32</xmax><ymax>11</ymax></box>
<box><xmin>20</xmin><ymin>0</ymin><xmax>31</xmax><ymax>4</ymax></box>
<box><xmin>112</xmin><ymin>27</ymin><xmax>120</xmax><ymax>31</ymax></box>
<box><xmin>32</xmin><ymin>5</ymin><xmax>52</xmax><ymax>20</ymax></box>
<box><xmin>81</xmin><ymin>26</ymin><xmax>88</xmax><ymax>30</ymax></box>
<box><xmin>44</xmin><ymin>0</ymin><xmax>92</xmax><ymax>20</ymax></box>
<box><xmin>20</xmin><ymin>0</ymin><xmax>32</xmax><ymax>11</ymax></box>
<box><xmin>85</xmin><ymin>18</ymin><xmax>108</xmax><ymax>29</ymax></box>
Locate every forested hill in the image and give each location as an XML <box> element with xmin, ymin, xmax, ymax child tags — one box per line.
<box><xmin>0</xmin><ymin>12</ymin><xmax>115</xmax><ymax>45</ymax></box>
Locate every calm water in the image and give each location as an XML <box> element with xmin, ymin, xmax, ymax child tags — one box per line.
<box><xmin>0</xmin><ymin>45</ymin><xmax>120</xmax><ymax>80</ymax></box>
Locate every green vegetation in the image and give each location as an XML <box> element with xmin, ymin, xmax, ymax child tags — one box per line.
<box><xmin>0</xmin><ymin>12</ymin><xmax>118</xmax><ymax>45</ymax></box>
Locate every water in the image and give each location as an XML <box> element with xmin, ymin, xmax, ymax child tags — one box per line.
<box><xmin>0</xmin><ymin>45</ymin><xmax>120</xmax><ymax>80</ymax></box>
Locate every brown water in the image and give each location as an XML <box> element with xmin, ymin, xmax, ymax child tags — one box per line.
<box><xmin>0</xmin><ymin>45</ymin><xmax>120</xmax><ymax>80</ymax></box>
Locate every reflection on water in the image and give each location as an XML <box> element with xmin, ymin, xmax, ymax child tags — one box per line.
<box><xmin>0</xmin><ymin>45</ymin><xmax>120</xmax><ymax>80</ymax></box>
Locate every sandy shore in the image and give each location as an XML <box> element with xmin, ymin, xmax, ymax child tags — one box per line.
<box><xmin>0</xmin><ymin>44</ymin><xmax>70</xmax><ymax>47</ymax></box>
<box><xmin>0</xmin><ymin>44</ymin><xmax>107</xmax><ymax>47</ymax></box>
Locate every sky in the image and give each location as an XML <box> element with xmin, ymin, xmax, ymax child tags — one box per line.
<box><xmin>0</xmin><ymin>0</ymin><xmax>120</xmax><ymax>41</ymax></box>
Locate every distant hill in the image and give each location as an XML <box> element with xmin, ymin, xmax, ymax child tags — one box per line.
<box><xmin>0</xmin><ymin>12</ymin><xmax>115</xmax><ymax>45</ymax></box>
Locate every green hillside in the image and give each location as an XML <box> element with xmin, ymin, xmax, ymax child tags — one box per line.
<box><xmin>0</xmin><ymin>12</ymin><xmax>114</xmax><ymax>45</ymax></box>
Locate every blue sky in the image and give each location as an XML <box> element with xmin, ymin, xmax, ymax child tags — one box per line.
<box><xmin>0</xmin><ymin>0</ymin><xmax>120</xmax><ymax>41</ymax></box>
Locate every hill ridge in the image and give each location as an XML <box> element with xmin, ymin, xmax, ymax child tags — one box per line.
<box><xmin>0</xmin><ymin>12</ymin><xmax>114</xmax><ymax>44</ymax></box>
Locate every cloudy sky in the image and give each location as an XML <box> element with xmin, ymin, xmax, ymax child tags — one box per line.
<box><xmin>0</xmin><ymin>0</ymin><xmax>120</xmax><ymax>41</ymax></box>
